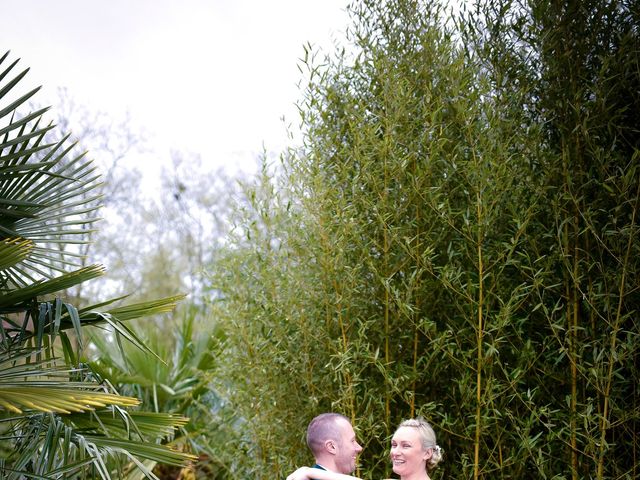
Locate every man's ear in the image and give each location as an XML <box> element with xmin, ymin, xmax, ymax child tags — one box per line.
<box><xmin>325</xmin><ymin>439</ymin><xmax>337</xmax><ymax>454</ymax></box>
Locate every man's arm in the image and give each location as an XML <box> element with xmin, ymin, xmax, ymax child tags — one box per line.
<box><xmin>286</xmin><ymin>467</ymin><xmax>361</xmax><ymax>480</ymax></box>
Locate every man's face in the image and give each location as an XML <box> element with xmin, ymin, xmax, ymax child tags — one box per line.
<box><xmin>333</xmin><ymin>418</ymin><xmax>363</xmax><ymax>474</ymax></box>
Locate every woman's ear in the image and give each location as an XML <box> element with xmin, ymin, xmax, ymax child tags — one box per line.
<box><xmin>423</xmin><ymin>447</ymin><xmax>433</xmax><ymax>461</ymax></box>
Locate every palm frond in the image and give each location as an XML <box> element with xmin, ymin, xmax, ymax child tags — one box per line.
<box><xmin>0</xmin><ymin>265</ymin><xmax>105</xmax><ymax>306</ymax></box>
<box><xmin>71</xmin><ymin>411</ymin><xmax>190</xmax><ymax>440</ymax></box>
<box><xmin>1</xmin><ymin>53</ymin><xmax>102</xmax><ymax>286</ymax></box>
<box><xmin>0</xmin><ymin>51</ymin><xmax>192</xmax><ymax>480</ymax></box>
<box><xmin>99</xmin><ymin>295</ymin><xmax>188</xmax><ymax>321</ymax></box>
<box><xmin>2</xmin><ymin>410</ymin><xmax>195</xmax><ymax>479</ymax></box>
<box><xmin>0</xmin><ymin>354</ymin><xmax>139</xmax><ymax>414</ymax></box>
<box><xmin>83</xmin><ymin>436</ymin><xmax>197</xmax><ymax>467</ymax></box>
<box><xmin>0</xmin><ymin>238</ymin><xmax>32</xmax><ymax>271</ymax></box>
<box><xmin>0</xmin><ymin>386</ymin><xmax>139</xmax><ymax>414</ymax></box>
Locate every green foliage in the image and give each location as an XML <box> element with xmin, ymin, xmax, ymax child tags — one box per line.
<box><xmin>0</xmin><ymin>51</ymin><xmax>195</xmax><ymax>478</ymax></box>
<box><xmin>87</xmin><ymin>306</ymin><xmax>237</xmax><ymax>479</ymax></box>
<box><xmin>207</xmin><ymin>162</ymin><xmax>327</xmax><ymax>478</ymax></box>
<box><xmin>207</xmin><ymin>0</ymin><xmax>639</xmax><ymax>479</ymax></box>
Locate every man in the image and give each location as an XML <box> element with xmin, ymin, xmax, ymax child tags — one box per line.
<box><xmin>305</xmin><ymin>413</ymin><xmax>363</xmax><ymax>474</ymax></box>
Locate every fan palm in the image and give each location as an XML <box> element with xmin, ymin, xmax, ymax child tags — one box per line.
<box><xmin>0</xmin><ymin>51</ymin><xmax>195</xmax><ymax>478</ymax></box>
<box><xmin>88</xmin><ymin>308</ymin><xmax>236</xmax><ymax>479</ymax></box>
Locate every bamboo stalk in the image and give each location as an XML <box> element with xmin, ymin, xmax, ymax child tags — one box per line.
<box><xmin>410</xmin><ymin>155</ymin><xmax>420</xmax><ymax>418</ymax></box>
<box><xmin>570</xmin><ymin>237</ymin><xmax>578</xmax><ymax>480</ymax></box>
<box><xmin>384</xmin><ymin>215</ymin><xmax>390</xmax><ymax>425</ymax></box>
<box><xmin>411</xmin><ymin>323</ymin><xmax>419</xmax><ymax>418</ymax></box>
<box><xmin>474</xmin><ymin>187</ymin><xmax>484</xmax><ymax>480</ymax></box>
<box><xmin>562</xmin><ymin>137</ymin><xmax>579</xmax><ymax>480</ymax></box>
<box><xmin>596</xmin><ymin>181</ymin><xmax>640</xmax><ymax>479</ymax></box>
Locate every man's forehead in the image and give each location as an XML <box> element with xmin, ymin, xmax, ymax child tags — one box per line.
<box><xmin>336</xmin><ymin>418</ymin><xmax>355</xmax><ymax>435</ymax></box>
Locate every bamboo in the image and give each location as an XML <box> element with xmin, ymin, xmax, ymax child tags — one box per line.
<box><xmin>383</xmin><ymin>85</ymin><xmax>391</xmax><ymax>430</ymax></box>
<box><xmin>597</xmin><ymin>181</ymin><xmax>640</xmax><ymax>479</ymax></box>
<box><xmin>566</xmin><ymin>144</ymin><xmax>579</xmax><ymax>480</ymax></box>
<box><xmin>474</xmin><ymin>167</ymin><xmax>485</xmax><ymax>480</ymax></box>
<box><xmin>201</xmin><ymin>1</ymin><xmax>640</xmax><ymax>477</ymax></box>
<box><xmin>570</xmin><ymin>238</ymin><xmax>579</xmax><ymax>480</ymax></box>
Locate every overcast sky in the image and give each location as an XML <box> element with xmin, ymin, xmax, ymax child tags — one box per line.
<box><xmin>2</xmin><ymin>0</ymin><xmax>350</xmax><ymax>177</ymax></box>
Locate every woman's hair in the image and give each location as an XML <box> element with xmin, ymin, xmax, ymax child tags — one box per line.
<box><xmin>397</xmin><ymin>417</ymin><xmax>443</xmax><ymax>472</ymax></box>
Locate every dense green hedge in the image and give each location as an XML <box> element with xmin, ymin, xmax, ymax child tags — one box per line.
<box><xmin>208</xmin><ymin>1</ymin><xmax>639</xmax><ymax>479</ymax></box>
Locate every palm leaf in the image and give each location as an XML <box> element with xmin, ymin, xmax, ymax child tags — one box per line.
<box><xmin>0</xmin><ymin>238</ymin><xmax>32</xmax><ymax>271</ymax></box>
<box><xmin>0</xmin><ymin>265</ymin><xmax>105</xmax><ymax>307</ymax></box>
<box><xmin>0</xmin><ymin>386</ymin><xmax>139</xmax><ymax>414</ymax></box>
<box><xmin>97</xmin><ymin>295</ymin><xmax>188</xmax><ymax>321</ymax></box>
<box><xmin>0</xmin><ymin>354</ymin><xmax>139</xmax><ymax>414</ymax></box>
<box><xmin>83</xmin><ymin>436</ymin><xmax>197</xmax><ymax>466</ymax></box>
<box><xmin>1</xmin><ymin>53</ymin><xmax>102</xmax><ymax>287</ymax></box>
<box><xmin>0</xmin><ymin>51</ymin><xmax>192</xmax><ymax>480</ymax></box>
<box><xmin>71</xmin><ymin>411</ymin><xmax>190</xmax><ymax>440</ymax></box>
<box><xmin>2</xmin><ymin>411</ymin><xmax>194</xmax><ymax>479</ymax></box>
<box><xmin>76</xmin><ymin>295</ymin><xmax>188</xmax><ymax>359</ymax></box>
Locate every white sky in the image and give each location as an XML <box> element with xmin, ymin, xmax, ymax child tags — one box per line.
<box><xmin>2</xmin><ymin>0</ymin><xmax>350</xmax><ymax>177</ymax></box>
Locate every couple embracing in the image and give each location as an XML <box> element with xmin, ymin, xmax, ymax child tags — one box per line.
<box><xmin>287</xmin><ymin>413</ymin><xmax>443</xmax><ymax>480</ymax></box>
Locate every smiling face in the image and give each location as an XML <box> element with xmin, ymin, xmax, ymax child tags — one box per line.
<box><xmin>333</xmin><ymin>418</ymin><xmax>363</xmax><ymax>474</ymax></box>
<box><xmin>390</xmin><ymin>426</ymin><xmax>431</xmax><ymax>478</ymax></box>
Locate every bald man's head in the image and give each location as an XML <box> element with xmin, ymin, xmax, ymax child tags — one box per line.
<box><xmin>306</xmin><ymin>413</ymin><xmax>362</xmax><ymax>474</ymax></box>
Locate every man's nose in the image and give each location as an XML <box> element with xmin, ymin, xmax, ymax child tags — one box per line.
<box><xmin>356</xmin><ymin>443</ymin><xmax>363</xmax><ymax>452</ymax></box>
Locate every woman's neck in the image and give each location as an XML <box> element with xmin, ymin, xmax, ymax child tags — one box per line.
<box><xmin>400</xmin><ymin>471</ymin><xmax>430</xmax><ymax>480</ymax></box>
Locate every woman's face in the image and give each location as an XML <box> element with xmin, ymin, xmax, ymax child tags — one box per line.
<box><xmin>390</xmin><ymin>426</ymin><xmax>430</xmax><ymax>477</ymax></box>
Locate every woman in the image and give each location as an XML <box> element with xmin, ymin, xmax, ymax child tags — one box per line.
<box><xmin>287</xmin><ymin>417</ymin><xmax>443</xmax><ymax>480</ymax></box>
